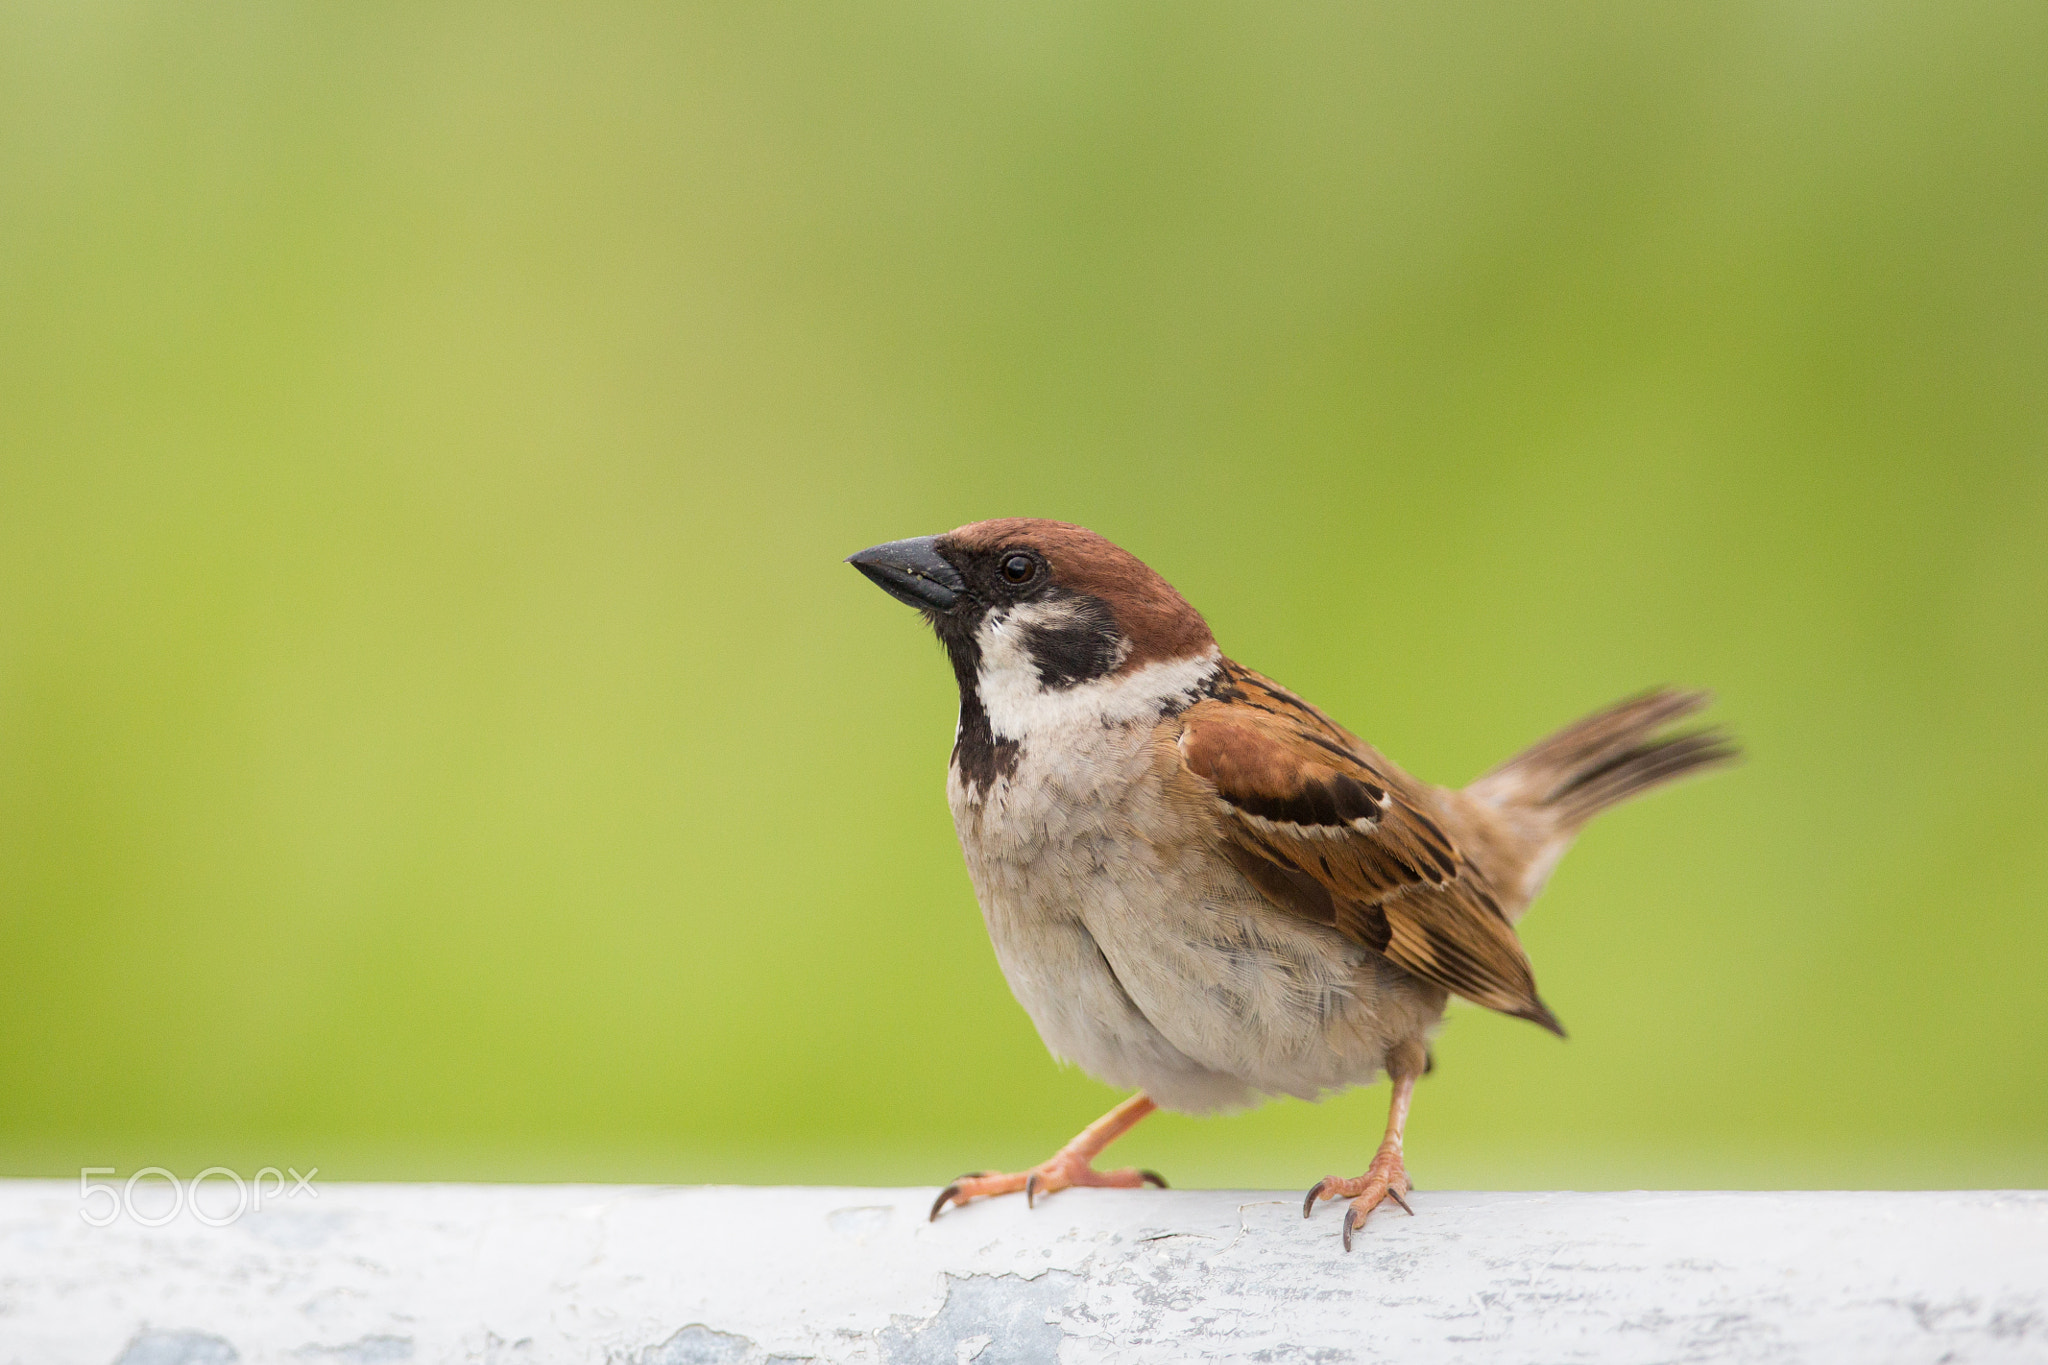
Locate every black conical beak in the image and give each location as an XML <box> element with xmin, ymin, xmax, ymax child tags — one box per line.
<box><xmin>846</xmin><ymin>535</ymin><xmax>966</xmax><ymax>611</ymax></box>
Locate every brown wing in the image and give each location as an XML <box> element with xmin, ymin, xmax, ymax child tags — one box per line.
<box><xmin>1178</xmin><ymin>667</ymin><xmax>1564</xmax><ymax>1035</ymax></box>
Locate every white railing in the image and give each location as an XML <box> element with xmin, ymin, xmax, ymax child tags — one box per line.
<box><xmin>3</xmin><ymin>1181</ymin><xmax>2044</xmax><ymax>1363</ymax></box>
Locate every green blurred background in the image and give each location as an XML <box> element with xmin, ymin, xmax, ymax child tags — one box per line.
<box><xmin>2</xmin><ymin>1</ymin><xmax>2043</xmax><ymax>1191</ymax></box>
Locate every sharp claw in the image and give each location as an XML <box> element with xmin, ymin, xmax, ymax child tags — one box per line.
<box><xmin>955</xmin><ymin>1170</ymin><xmax>991</xmax><ymax>1181</ymax></box>
<box><xmin>1341</xmin><ymin>1205</ymin><xmax>1359</xmax><ymax>1252</ymax></box>
<box><xmin>929</xmin><ymin>1183</ymin><xmax>961</xmax><ymax>1222</ymax></box>
<box><xmin>1140</xmin><ymin>1169</ymin><xmax>1168</xmax><ymax>1189</ymax></box>
<box><xmin>1024</xmin><ymin>1172</ymin><xmax>1040</xmax><ymax>1209</ymax></box>
<box><xmin>1302</xmin><ymin>1179</ymin><xmax>1328</xmax><ymax>1219</ymax></box>
<box><xmin>1388</xmin><ymin>1186</ymin><xmax>1414</xmax><ymax>1216</ymax></box>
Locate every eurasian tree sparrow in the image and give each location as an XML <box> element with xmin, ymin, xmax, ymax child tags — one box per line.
<box><xmin>849</xmin><ymin>519</ymin><xmax>1735</xmax><ymax>1248</ymax></box>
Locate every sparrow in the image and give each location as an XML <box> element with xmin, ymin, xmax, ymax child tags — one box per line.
<box><xmin>848</xmin><ymin>518</ymin><xmax>1735</xmax><ymax>1248</ymax></box>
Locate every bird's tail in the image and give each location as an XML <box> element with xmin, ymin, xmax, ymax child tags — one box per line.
<box><xmin>1466</xmin><ymin>687</ymin><xmax>1738</xmax><ymax>832</ymax></box>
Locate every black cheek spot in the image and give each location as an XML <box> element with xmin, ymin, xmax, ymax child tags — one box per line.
<box><xmin>1020</xmin><ymin>593</ymin><xmax>1125</xmax><ymax>689</ymax></box>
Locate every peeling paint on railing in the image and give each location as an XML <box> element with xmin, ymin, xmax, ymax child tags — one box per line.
<box><xmin>2</xmin><ymin>1183</ymin><xmax>2043</xmax><ymax>1363</ymax></box>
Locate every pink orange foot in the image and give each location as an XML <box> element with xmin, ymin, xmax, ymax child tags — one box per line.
<box><xmin>1303</xmin><ymin>1146</ymin><xmax>1414</xmax><ymax>1250</ymax></box>
<box><xmin>930</xmin><ymin>1155</ymin><xmax>1166</xmax><ymax>1220</ymax></box>
<box><xmin>930</xmin><ymin>1093</ymin><xmax>1165</xmax><ymax>1220</ymax></box>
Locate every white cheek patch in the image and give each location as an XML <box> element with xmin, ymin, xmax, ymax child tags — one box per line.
<box><xmin>975</xmin><ymin>634</ymin><xmax>1223</xmax><ymax>742</ymax></box>
<box><xmin>974</xmin><ymin>606</ymin><xmax>1031</xmax><ymax>678</ymax></box>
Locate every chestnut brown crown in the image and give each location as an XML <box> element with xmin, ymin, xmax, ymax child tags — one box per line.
<box><xmin>933</xmin><ymin>518</ymin><xmax>1216</xmax><ymax>673</ymax></box>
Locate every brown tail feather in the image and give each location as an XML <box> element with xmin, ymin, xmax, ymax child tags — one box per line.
<box><xmin>1468</xmin><ymin>687</ymin><xmax>1738</xmax><ymax>828</ymax></box>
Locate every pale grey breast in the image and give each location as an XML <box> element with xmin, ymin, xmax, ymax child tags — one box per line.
<box><xmin>949</xmin><ymin>695</ymin><xmax>1427</xmax><ymax>1114</ymax></box>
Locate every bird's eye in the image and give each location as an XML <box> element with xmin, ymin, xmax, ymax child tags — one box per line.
<box><xmin>1000</xmin><ymin>553</ymin><xmax>1036</xmax><ymax>584</ymax></box>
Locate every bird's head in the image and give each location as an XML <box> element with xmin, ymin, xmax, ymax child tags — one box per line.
<box><xmin>847</xmin><ymin>519</ymin><xmax>1219</xmax><ymax>739</ymax></box>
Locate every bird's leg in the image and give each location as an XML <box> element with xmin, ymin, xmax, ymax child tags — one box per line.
<box><xmin>930</xmin><ymin>1093</ymin><xmax>1166</xmax><ymax>1220</ymax></box>
<box><xmin>1304</xmin><ymin>1043</ymin><xmax>1423</xmax><ymax>1250</ymax></box>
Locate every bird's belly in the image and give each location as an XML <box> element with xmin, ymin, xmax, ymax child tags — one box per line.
<box><xmin>949</xmin><ymin>722</ymin><xmax>1409</xmax><ymax>1112</ymax></box>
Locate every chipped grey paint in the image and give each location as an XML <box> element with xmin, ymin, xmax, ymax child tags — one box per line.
<box><xmin>111</xmin><ymin>1333</ymin><xmax>238</xmax><ymax>1365</ymax></box>
<box><xmin>633</xmin><ymin>1325</ymin><xmax>754</xmax><ymax>1365</ymax></box>
<box><xmin>0</xmin><ymin>1183</ymin><xmax>2043</xmax><ymax>1363</ymax></box>
<box><xmin>877</xmin><ymin>1272</ymin><xmax>1079</xmax><ymax>1365</ymax></box>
